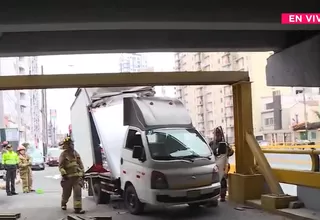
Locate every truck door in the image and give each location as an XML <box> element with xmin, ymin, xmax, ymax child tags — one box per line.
<box><xmin>121</xmin><ymin>128</ymin><xmax>147</xmax><ymax>201</ymax></box>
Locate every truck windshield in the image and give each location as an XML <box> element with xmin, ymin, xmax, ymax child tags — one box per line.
<box><xmin>146</xmin><ymin>128</ymin><xmax>212</xmax><ymax>160</ymax></box>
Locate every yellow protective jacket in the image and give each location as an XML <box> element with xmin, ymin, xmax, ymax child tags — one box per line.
<box><xmin>2</xmin><ymin>151</ymin><xmax>19</xmax><ymax>169</ymax></box>
<box><xmin>59</xmin><ymin>149</ymin><xmax>84</xmax><ymax>177</ymax></box>
<box><xmin>18</xmin><ymin>154</ymin><xmax>32</xmax><ymax>173</ymax></box>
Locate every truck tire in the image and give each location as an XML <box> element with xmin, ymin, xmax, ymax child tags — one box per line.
<box><xmin>124</xmin><ymin>185</ymin><xmax>144</xmax><ymax>215</ymax></box>
<box><xmin>93</xmin><ymin>183</ymin><xmax>111</xmax><ymax>204</ymax></box>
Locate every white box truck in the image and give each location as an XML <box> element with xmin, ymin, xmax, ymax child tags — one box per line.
<box><xmin>70</xmin><ymin>87</ymin><xmax>221</xmax><ymax>215</ymax></box>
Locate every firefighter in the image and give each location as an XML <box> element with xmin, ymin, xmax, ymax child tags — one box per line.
<box><xmin>17</xmin><ymin>145</ymin><xmax>34</xmax><ymax>193</ymax></box>
<box><xmin>59</xmin><ymin>136</ymin><xmax>85</xmax><ymax>214</ymax></box>
<box><xmin>209</xmin><ymin>126</ymin><xmax>234</xmax><ymax>202</ymax></box>
<box><xmin>2</xmin><ymin>144</ymin><xmax>19</xmax><ymax>196</ymax></box>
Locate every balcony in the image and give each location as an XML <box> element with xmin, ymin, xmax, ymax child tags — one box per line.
<box><xmin>194</xmin><ymin>53</ymin><xmax>201</xmax><ymax>63</ymax></box>
<box><xmin>201</xmin><ymin>53</ymin><xmax>210</xmax><ymax>60</ymax></box>
<box><xmin>198</xmin><ymin>116</ymin><xmax>204</xmax><ymax>122</ymax></box>
<box><xmin>174</xmin><ymin>53</ymin><xmax>181</xmax><ymax>61</ymax></box>
<box><xmin>226</xmin><ymin>123</ymin><xmax>234</xmax><ymax>128</ymax></box>
<box><xmin>196</xmin><ymin>87</ymin><xmax>203</xmax><ymax>97</ymax></box>
<box><xmin>225</xmin><ymin>101</ymin><xmax>233</xmax><ymax>107</ymax></box>
<box><xmin>224</xmin><ymin>91</ymin><xmax>232</xmax><ymax>97</ymax></box>
<box><xmin>225</xmin><ymin>112</ymin><xmax>234</xmax><ymax>117</ymax></box>
<box><xmin>197</xmin><ymin>107</ymin><xmax>204</xmax><ymax>114</ymax></box>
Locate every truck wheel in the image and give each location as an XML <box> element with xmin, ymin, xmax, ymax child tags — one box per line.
<box><xmin>124</xmin><ymin>185</ymin><xmax>144</xmax><ymax>215</ymax></box>
<box><xmin>93</xmin><ymin>183</ymin><xmax>111</xmax><ymax>204</ymax></box>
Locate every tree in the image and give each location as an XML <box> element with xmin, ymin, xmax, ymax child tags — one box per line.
<box><xmin>313</xmin><ymin>110</ymin><xmax>320</xmax><ymax>120</ymax></box>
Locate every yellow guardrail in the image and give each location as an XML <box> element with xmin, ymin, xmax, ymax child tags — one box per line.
<box><xmin>230</xmin><ymin>144</ymin><xmax>320</xmax><ymax>149</ymax></box>
<box><xmin>229</xmin><ymin>147</ymin><xmax>320</xmax><ymax>189</ymax></box>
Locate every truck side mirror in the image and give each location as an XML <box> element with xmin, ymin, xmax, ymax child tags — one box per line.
<box><xmin>132</xmin><ymin>145</ymin><xmax>143</xmax><ymax>160</ymax></box>
<box><xmin>217</xmin><ymin>142</ymin><xmax>228</xmax><ymax>155</ymax></box>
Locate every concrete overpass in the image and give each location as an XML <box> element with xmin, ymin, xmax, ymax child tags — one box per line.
<box><xmin>0</xmin><ymin>2</ymin><xmax>319</xmax><ymax>54</ymax></box>
<box><xmin>0</xmin><ymin>3</ymin><xmax>320</xmax><ymax>218</ymax></box>
<box><xmin>1</xmin><ymin>2</ymin><xmax>320</xmax><ymax>86</ymax></box>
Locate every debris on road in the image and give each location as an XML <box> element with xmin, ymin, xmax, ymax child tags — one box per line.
<box><xmin>0</xmin><ymin>212</ymin><xmax>21</xmax><ymax>219</ymax></box>
<box><xmin>66</xmin><ymin>215</ymin><xmax>112</xmax><ymax>220</ymax></box>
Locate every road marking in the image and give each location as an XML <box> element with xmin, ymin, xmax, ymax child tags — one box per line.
<box><xmin>44</xmin><ymin>174</ymin><xmax>61</xmax><ymax>180</ymax></box>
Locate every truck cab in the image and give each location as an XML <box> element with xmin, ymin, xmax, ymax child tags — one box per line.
<box><xmin>71</xmin><ymin>87</ymin><xmax>221</xmax><ymax>215</ymax></box>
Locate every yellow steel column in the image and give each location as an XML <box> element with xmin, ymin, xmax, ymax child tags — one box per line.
<box><xmin>228</xmin><ymin>82</ymin><xmax>264</xmax><ymax>203</ymax></box>
<box><xmin>232</xmin><ymin>82</ymin><xmax>254</xmax><ymax>173</ymax></box>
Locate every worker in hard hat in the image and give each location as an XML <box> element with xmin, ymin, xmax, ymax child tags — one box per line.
<box><xmin>59</xmin><ymin>136</ymin><xmax>85</xmax><ymax>214</ymax></box>
<box><xmin>17</xmin><ymin>145</ymin><xmax>34</xmax><ymax>193</ymax></box>
<box><xmin>209</xmin><ymin>126</ymin><xmax>234</xmax><ymax>202</ymax></box>
<box><xmin>2</xmin><ymin>144</ymin><xmax>19</xmax><ymax>196</ymax></box>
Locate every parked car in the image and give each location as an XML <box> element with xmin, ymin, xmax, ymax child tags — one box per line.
<box><xmin>46</xmin><ymin>148</ymin><xmax>62</xmax><ymax>166</ymax></box>
<box><xmin>0</xmin><ymin>152</ymin><xmax>5</xmax><ymax>178</ymax></box>
<box><xmin>30</xmin><ymin>150</ymin><xmax>45</xmax><ymax>170</ymax></box>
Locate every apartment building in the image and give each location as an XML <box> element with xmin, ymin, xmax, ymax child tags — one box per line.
<box><xmin>174</xmin><ymin>52</ymin><xmax>283</xmax><ymax>143</ymax></box>
<box><xmin>0</xmin><ymin>57</ymin><xmax>41</xmax><ymax>144</ymax></box>
<box><xmin>28</xmin><ymin>57</ymin><xmax>41</xmax><ymax>145</ymax></box>
<box><xmin>260</xmin><ymin>90</ymin><xmax>320</xmax><ymax>143</ymax></box>
<box><xmin>119</xmin><ymin>53</ymin><xmax>148</xmax><ymax>72</ymax></box>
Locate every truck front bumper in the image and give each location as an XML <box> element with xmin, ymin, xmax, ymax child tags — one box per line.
<box><xmin>147</xmin><ymin>182</ymin><xmax>221</xmax><ymax>206</ymax></box>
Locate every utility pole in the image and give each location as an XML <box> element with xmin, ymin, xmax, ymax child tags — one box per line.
<box><xmin>41</xmin><ymin>66</ymin><xmax>48</xmax><ymax>154</ymax></box>
<box><xmin>302</xmin><ymin>88</ymin><xmax>308</xmax><ymax>140</ymax></box>
<box><xmin>224</xmin><ymin>112</ymin><xmax>228</xmax><ymax>142</ymax></box>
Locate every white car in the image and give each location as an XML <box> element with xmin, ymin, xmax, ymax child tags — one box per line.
<box><xmin>0</xmin><ymin>169</ymin><xmax>5</xmax><ymax>179</ymax></box>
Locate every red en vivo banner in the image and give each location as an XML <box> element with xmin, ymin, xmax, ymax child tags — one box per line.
<box><xmin>281</xmin><ymin>13</ymin><xmax>320</xmax><ymax>24</ymax></box>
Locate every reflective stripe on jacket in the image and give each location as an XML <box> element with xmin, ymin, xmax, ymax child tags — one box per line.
<box><xmin>59</xmin><ymin>150</ymin><xmax>84</xmax><ymax>177</ymax></box>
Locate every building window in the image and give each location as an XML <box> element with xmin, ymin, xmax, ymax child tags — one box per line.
<box><xmin>20</xmin><ymin>106</ymin><xmax>25</xmax><ymax>113</ymax></box>
<box><xmin>221</xmin><ymin>108</ymin><xmax>224</xmax><ymax>113</ymax></box>
<box><xmin>264</xmin><ymin>118</ymin><xmax>274</xmax><ymax>126</ymax></box>
<box><xmin>266</xmin><ymin>102</ymin><xmax>273</xmax><ymax>110</ymax></box>
<box><xmin>222</xmin><ymin>56</ymin><xmax>230</xmax><ymax>65</ymax></box>
<box><xmin>311</xmin><ymin>131</ymin><xmax>317</xmax><ymax>139</ymax></box>
<box><xmin>299</xmin><ymin>132</ymin><xmax>307</xmax><ymax>140</ymax></box>
<box><xmin>220</xmin><ymin>98</ymin><xmax>223</xmax><ymax>103</ymax></box>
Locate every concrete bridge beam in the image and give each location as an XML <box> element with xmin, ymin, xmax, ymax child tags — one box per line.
<box><xmin>266</xmin><ymin>34</ymin><xmax>320</xmax><ymax>87</ymax></box>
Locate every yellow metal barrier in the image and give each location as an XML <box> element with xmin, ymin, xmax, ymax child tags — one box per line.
<box><xmin>229</xmin><ymin>148</ymin><xmax>320</xmax><ymax>189</ymax></box>
<box><xmin>245</xmin><ymin>132</ymin><xmax>284</xmax><ymax>195</ymax></box>
<box><xmin>230</xmin><ymin>144</ymin><xmax>320</xmax><ymax>149</ymax></box>
<box><xmin>262</xmin><ymin>149</ymin><xmax>320</xmax><ymax>172</ymax></box>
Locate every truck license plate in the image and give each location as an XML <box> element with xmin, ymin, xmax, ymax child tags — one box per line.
<box><xmin>187</xmin><ymin>190</ymin><xmax>201</xmax><ymax>198</ymax></box>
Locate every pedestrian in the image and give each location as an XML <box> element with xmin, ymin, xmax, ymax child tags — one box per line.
<box><xmin>209</xmin><ymin>126</ymin><xmax>234</xmax><ymax>202</ymax></box>
<box><xmin>17</xmin><ymin>145</ymin><xmax>34</xmax><ymax>193</ymax></box>
<box><xmin>2</xmin><ymin>144</ymin><xmax>19</xmax><ymax>196</ymax></box>
<box><xmin>1</xmin><ymin>141</ymin><xmax>9</xmax><ymax>153</ymax></box>
<box><xmin>59</xmin><ymin>135</ymin><xmax>85</xmax><ymax>214</ymax></box>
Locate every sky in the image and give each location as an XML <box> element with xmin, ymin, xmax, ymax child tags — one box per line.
<box><xmin>38</xmin><ymin>53</ymin><xmax>175</xmax><ymax>133</ymax></box>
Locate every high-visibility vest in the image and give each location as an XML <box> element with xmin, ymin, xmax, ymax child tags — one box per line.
<box><xmin>2</xmin><ymin>151</ymin><xmax>19</xmax><ymax>165</ymax></box>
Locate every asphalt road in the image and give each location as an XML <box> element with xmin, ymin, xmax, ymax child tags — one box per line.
<box><xmin>0</xmin><ymin>167</ymin><xmax>289</xmax><ymax>220</ymax></box>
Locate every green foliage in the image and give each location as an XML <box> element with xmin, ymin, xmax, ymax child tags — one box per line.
<box><xmin>313</xmin><ymin>110</ymin><xmax>320</xmax><ymax>120</ymax></box>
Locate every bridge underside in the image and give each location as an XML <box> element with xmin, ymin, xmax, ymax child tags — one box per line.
<box><xmin>0</xmin><ymin>3</ymin><xmax>319</xmax><ymax>217</ymax></box>
<box><xmin>0</xmin><ymin>2</ymin><xmax>319</xmax><ymax>56</ymax></box>
<box><xmin>0</xmin><ymin>2</ymin><xmax>319</xmax><ymax>86</ymax></box>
